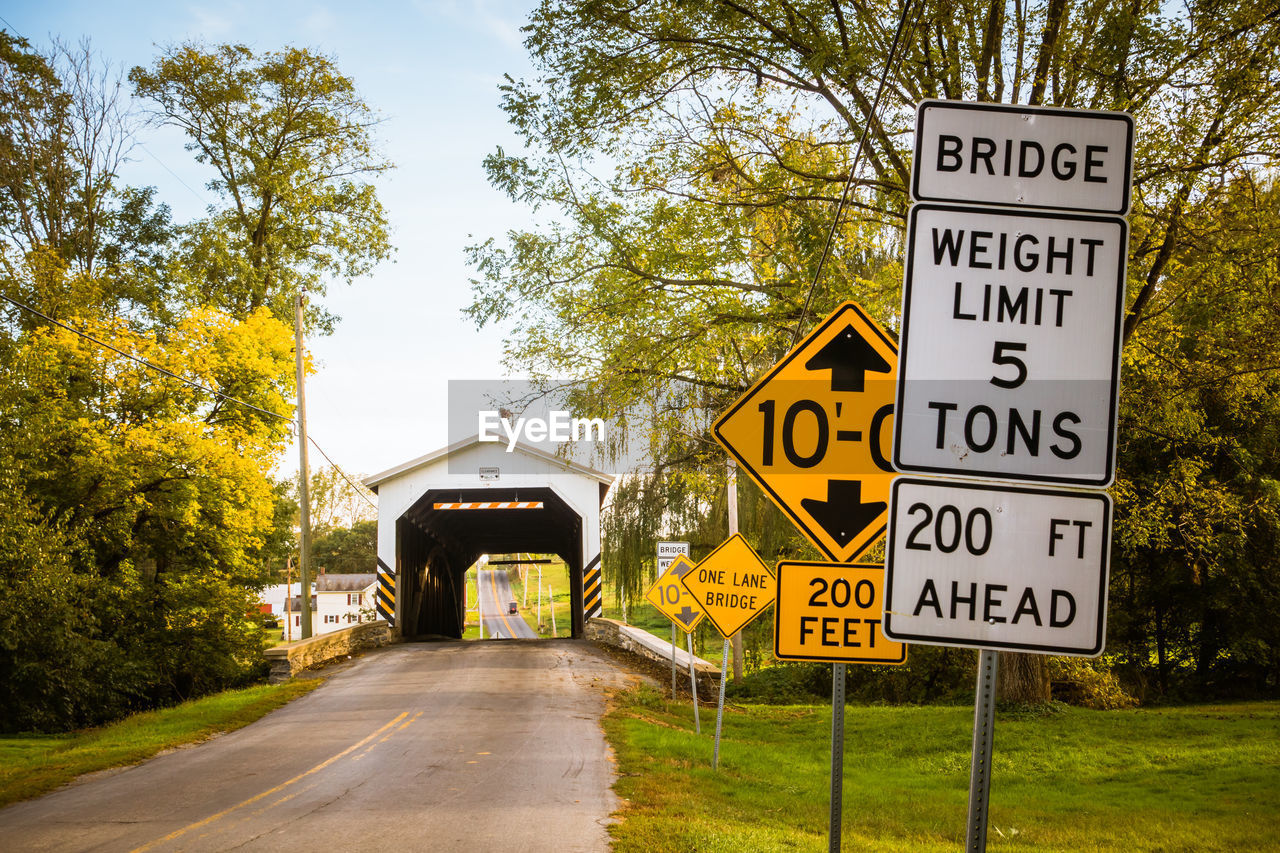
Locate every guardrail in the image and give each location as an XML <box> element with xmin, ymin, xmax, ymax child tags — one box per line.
<box><xmin>585</xmin><ymin>617</ymin><xmax>719</xmax><ymax>692</ymax></box>
<box><xmin>265</xmin><ymin>621</ymin><xmax>398</xmax><ymax>683</ymax></box>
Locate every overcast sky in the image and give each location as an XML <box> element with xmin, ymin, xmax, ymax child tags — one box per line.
<box><xmin>3</xmin><ymin>0</ymin><xmax>540</xmax><ymax>479</ymax></box>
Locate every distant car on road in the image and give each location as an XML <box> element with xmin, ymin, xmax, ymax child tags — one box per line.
<box><xmin>508</xmin><ymin>601</ymin><xmax>518</xmax><ymax>614</ymax></box>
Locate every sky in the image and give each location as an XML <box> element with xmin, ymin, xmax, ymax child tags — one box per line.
<box><xmin>3</xmin><ymin>0</ymin><xmax>541</xmax><ymax>480</ymax></box>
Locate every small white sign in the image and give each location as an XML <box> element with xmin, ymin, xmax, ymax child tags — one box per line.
<box><xmin>479</xmin><ymin>466</ymin><xmax>500</xmax><ymax>481</ymax></box>
<box><xmin>913</xmin><ymin>100</ymin><xmax>1134</xmax><ymax>214</ymax></box>
<box><xmin>884</xmin><ymin>478</ymin><xmax>1110</xmax><ymax>656</ymax></box>
<box><xmin>894</xmin><ymin>204</ymin><xmax>1127</xmax><ymax>486</ymax></box>
<box><xmin>656</xmin><ymin>541</ymin><xmax>691</xmax><ymax>576</ymax></box>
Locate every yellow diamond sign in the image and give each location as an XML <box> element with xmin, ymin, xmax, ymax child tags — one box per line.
<box><xmin>714</xmin><ymin>301</ymin><xmax>897</xmax><ymax>562</ymax></box>
<box><xmin>678</xmin><ymin>534</ymin><xmax>774</xmax><ymax>638</ymax></box>
<box><xmin>644</xmin><ymin>554</ymin><xmax>705</xmax><ymax>632</ymax></box>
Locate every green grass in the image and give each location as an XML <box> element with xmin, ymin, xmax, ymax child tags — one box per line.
<box><xmin>0</xmin><ymin>679</ymin><xmax>321</xmax><ymax>808</ymax></box>
<box><xmin>605</xmin><ymin>689</ymin><xmax>1280</xmax><ymax>852</ymax></box>
<box><xmin>462</xmin><ymin>560</ymin><xmax>575</xmax><ymax>639</ymax></box>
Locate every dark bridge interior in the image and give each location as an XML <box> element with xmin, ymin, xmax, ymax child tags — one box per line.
<box><xmin>396</xmin><ymin>487</ymin><xmax>584</xmax><ymax>639</ymax></box>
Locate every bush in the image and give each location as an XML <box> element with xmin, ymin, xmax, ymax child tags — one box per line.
<box><xmin>1049</xmin><ymin>656</ymin><xmax>1139</xmax><ymax>709</ymax></box>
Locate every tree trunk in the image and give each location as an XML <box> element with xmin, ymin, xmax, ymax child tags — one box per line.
<box><xmin>997</xmin><ymin>652</ymin><xmax>1051</xmax><ymax>703</ymax></box>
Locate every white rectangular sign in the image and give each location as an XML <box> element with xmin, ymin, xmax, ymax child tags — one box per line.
<box><xmin>912</xmin><ymin>100</ymin><xmax>1134</xmax><ymax>214</ymax></box>
<box><xmin>884</xmin><ymin>478</ymin><xmax>1110</xmax><ymax>656</ymax></box>
<box><xmin>893</xmin><ymin>204</ymin><xmax>1126</xmax><ymax>486</ymax></box>
<box><xmin>656</xmin><ymin>541</ymin><xmax>690</xmax><ymax>576</ymax></box>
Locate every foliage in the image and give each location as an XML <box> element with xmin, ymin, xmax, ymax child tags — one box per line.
<box><xmin>130</xmin><ymin>43</ymin><xmax>393</xmax><ymax>333</ymax></box>
<box><xmin>311</xmin><ymin>518</ymin><xmax>377</xmax><ymax>574</ymax></box>
<box><xmin>0</xmin><ymin>35</ymin><xmax>389</xmax><ymax>730</ymax></box>
<box><xmin>1111</xmin><ymin>175</ymin><xmax>1280</xmax><ymax>700</ymax></box>
<box><xmin>1049</xmin><ymin>656</ymin><xmax>1138</xmax><ymax>710</ymax></box>
<box><xmin>473</xmin><ymin>0</ymin><xmax>1280</xmax><ymax>700</ymax></box>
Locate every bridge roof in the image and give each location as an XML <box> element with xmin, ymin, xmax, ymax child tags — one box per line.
<box><xmin>363</xmin><ymin>434</ymin><xmax>615</xmax><ymax>492</ymax></box>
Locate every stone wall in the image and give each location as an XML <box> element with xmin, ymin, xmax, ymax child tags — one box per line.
<box><xmin>585</xmin><ymin>617</ymin><xmax>720</xmax><ymax>691</ymax></box>
<box><xmin>265</xmin><ymin>620</ymin><xmax>398</xmax><ymax>683</ymax></box>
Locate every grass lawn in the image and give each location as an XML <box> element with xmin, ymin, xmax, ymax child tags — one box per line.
<box><xmin>605</xmin><ymin>688</ymin><xmax>1280</xmax><ymax>852</ymax></box>
<box><xmin>0</xmin><ymin>679</ymin><xmax>320</xmax><ymax>808</ymax></box>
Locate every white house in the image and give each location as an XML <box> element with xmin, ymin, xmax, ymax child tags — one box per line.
<box><xmin>275</xmin><ymin>572</ymin><xmax>378</xmax><ymax>638</ymax></box>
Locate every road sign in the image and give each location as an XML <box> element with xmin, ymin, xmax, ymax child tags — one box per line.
<box><xmin>656</xmin><ymin>541</ymin><xmax>690</xmax><ymax>576</ymax></box>
<box><xmin>883</xmin><ymin>477</ymin><xmax>1111</xmax><ymax>656</ymax></box>
<box><xmin>774</xmin><ymin>562</ymin><xmax>906</xmax><ymax>665</ymax></box>
<box><xmin>714</xmin><ymin>301</ymin><xmax>898</xmax><ymax>562</ymax></box>
<box><xmin>678</xmin><ymin>533</ymin><xmax>775</xmax><ymax>638</ymax></box>
<box><xmin>893</xmin><ymin>204</ymin><xmax>1127</xmax><ymax>486</ymax></box>
<box><xmin>645</xmin><ymin>554</ymin><xmax>705</xmax><ymax>632</ymax></box>
<box><xmin>912</xmin><ymin>100</ymin><xmax>1134</xmax><ymax>214</ymax></box>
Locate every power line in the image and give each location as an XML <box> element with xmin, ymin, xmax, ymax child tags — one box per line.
<box><xmin>0</xmin><ymin>15</ymin><xmax>26</xmax><ymax>39</ymax></box>
<box><xmin>0</xmin><ymin>291</ymin><xmax>292</xmax><ymax>422</ymax></box>
<box><xmin>307</xmin><ymin>435</ymin><xmax>378</xmax><ymax>511</ymax></box>
<box><xmin>137</xmin><ymin>142</ymin><xmax>213</xmax><ymax>208</ymax></box>
<box><xmin>790</xmin><ymin>0</ymin><xmax>916</xmax><ymax>349</ymax></box>
<box><xmin>3</xmin><ymin>290</ymin><xmax>379</xmax><ymax>512</ymax></box>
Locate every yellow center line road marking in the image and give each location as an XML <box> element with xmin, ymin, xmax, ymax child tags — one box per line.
<box><xmin>354</xmin><ymin>711</ymin><xmax>423</xmax><ymax>760</ymax></box>
<box><xmin>488</xmin><ymin>569</ymin><xmax>520</xmax><ymax>637</ymax></box>
<box><xmin>128</xmin><ymin>712</ymin><xmax>409</xmax><ymax>853</ymax></box>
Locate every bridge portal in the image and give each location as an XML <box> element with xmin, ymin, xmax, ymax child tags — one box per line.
<box><xmin>365</xmin><ymin>436</ymin><xmax>612</xmax><ymax>639</ymax></box>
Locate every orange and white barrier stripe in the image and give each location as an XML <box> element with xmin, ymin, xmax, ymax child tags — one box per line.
<box><xmin>432</xmin><ymin>501</ymin><xmax>544</xmax><ymax>510</ymax></box>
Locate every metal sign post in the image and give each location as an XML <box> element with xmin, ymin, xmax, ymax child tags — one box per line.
<box><xmin>713</xmin><ymin>638</ymin><xmax>730</xmax><ymax>769</ymax></box>
<box><xmin>671</xmin><ymin>623</ymin><xmax>679</xmax><ymax>698</ymax></box>
<box><xmin>686</xmin><ymin>631</ymin><xmax>701</xmax><ymax>734</ymax></box>
<box><xmin>966</xmin><ymin>650</ymin><xmax>999</xmax><ymax>852</ymax></box>
<box><xmin>829</xmin><ymin>662</ymin><xmax>846</xmax><ymax>853</ymax></box>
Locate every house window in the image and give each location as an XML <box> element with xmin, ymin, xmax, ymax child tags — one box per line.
<box><xmin>348</xmin><ymin>593</ymin><xmax>362</xmax><ymax>606</ymax></box>
<box><xmin>325</xmin><ymin>614</ymin><xmax>339</xmax><ymax>624</ymax></box>
<box><xmin>294</xmin><ymin>615</ymin><xmax>300</xmax><ymax>627</ymax></box>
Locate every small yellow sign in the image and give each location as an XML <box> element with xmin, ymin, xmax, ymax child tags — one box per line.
<box><xmin>678</xmin><ymin>534</ymin><xmax>775</xmax><ymax>638</ymax></box>
<box><xmin>713</xmin><ymin>301</ymin><xmax>897</xmax><ymax>562</ymax></box>
<box><xmin>644</xmin><ymin>554</ymin><xmax>705</xmax><ymax>632</ymax></box>
<box><xmin>774</xmin><ymin>561</ymin><xmax>906</xmax><ymax>665</ymax></box>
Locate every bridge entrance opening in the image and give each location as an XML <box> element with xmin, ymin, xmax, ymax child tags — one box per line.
<box><xmin>395</xmin><ymin>487</ymin><xmax>583</xmax><ymax>640</ymax></box>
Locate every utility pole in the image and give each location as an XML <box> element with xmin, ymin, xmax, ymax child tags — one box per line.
<box><xmin>294</xmin><ymin>292</ymin><xmax>314</xmax><ymax>640</ymax></box>
<box><xmin>728</xmin><ymin>458</ymin><xmax>743</xmax><ymax>682</ymax></box>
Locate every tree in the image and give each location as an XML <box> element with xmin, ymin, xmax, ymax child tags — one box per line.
<box><xmin>312</xmin><ymin>519</ymin><xmax>378</xmax><ymax>574</ymax></box>
<box><xmin>130</xmin><ymin>43</ymin><xmax>393</xmax><ymax>331</ymax></box>
<box><xmin>471</xmin><ymin>1</ymin><xmax>1280</xmax><ymax>701</ymax></box>
<box><xmin>0</xmin><ymin>36</ymin><xmax>391</xmax><ymax>730</ymax></box>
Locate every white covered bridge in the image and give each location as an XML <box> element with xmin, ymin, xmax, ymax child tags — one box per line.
<box><xmin>364</xmin><ymin>436</ymin><xmax>613</xmax><ymax>639</ymax></box>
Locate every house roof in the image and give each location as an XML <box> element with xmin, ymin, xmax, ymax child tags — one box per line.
<box><xmin>363</xmin><ymin>434</ymin><xmax>615</xmax><ymax>492</ymax></box>
<box><xmin>314</xmin><ymin>573</ymin><xmax>376</xmax><ymax>592</ymax></box>
<box><xmin>284</xmin><ymin>595</ymin><xmax>317</xmax><ymax>611</ymax></box>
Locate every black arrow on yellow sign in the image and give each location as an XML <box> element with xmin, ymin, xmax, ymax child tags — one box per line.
<box><xmin>800</xmin><ymin>480</ymin><xmax>887</xmax><ymax>548</ymax></box>
<box><xmin>804</xmin><ymin>324</ymin><xmax>892</xmax><ymax>392</ymax></box>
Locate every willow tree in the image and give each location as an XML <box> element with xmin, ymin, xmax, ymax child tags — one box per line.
<box><xmin>470</xmin><ymin>0</ymin><xmax>1280</xmax><ymax>700</ymax></box>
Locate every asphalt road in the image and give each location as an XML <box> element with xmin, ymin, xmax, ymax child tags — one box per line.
<box><xmin>0</xmin><ymin>640</ymin><xmax>640</xmax><ymax>852</ymax></box>
<box><xmin>479</xmin><ymin>568</ymin><xmax>538</xmax><ymax>639</ymax></box>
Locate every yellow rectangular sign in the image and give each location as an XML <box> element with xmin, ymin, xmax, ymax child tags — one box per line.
<box><xmin>644</xmin><ymin>554</ymin><xmax>705</xmax><ymax>632</ymax></box>
<box><xmin>678</xmin><ymin>534</ymin><xmax>774</xmax><ymax>638</ymax></box>
<box><xmin>773</xmin><ymin>561</ymin><xmax>906</xmax><ymax>665</ymax></box>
